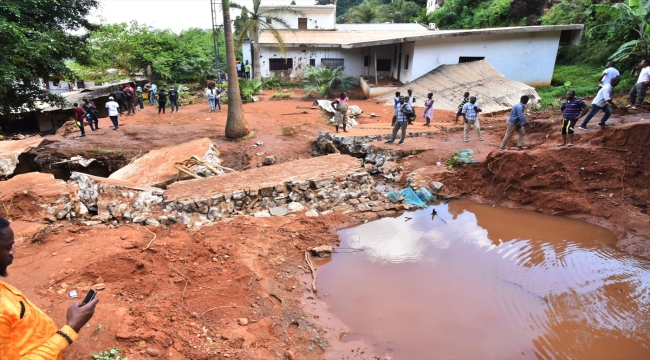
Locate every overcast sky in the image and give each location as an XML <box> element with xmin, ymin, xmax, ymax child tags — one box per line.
<box><xmin>91</xmin><ymin>0</ymin><xmax>315</xmax><ymax>33</ymax></box>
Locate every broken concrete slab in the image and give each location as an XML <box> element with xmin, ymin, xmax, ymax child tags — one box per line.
<box><xmin>0</xmin><ymin>137</ymin><xmax>44</xmax><ymax>177</ymax></box>
<box><xmin>108</xmin><ymin>137</ymin><xmax>225</xmax><ymax>188</ymax></box>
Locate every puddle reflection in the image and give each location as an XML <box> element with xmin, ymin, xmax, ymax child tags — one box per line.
<box><xmin>317</xmin><ymin>200</ymin><xmax>650</xmax><ymax>359</ymax></box>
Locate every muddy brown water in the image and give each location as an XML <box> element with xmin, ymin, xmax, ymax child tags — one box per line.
<box><xmin>316</xmin><ymin>199</ymin><xmax>650</xmax><ymax>359</ymax></box>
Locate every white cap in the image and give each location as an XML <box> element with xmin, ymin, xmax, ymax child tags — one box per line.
<box><xmin>108</xmin><ymin>96</ymin><xmax>114</xmax><ymax>100</ymax></box>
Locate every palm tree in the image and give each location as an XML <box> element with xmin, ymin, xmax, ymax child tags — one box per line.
<box><xmin>346</xmin><ymin>0</ymin><xmax>386</xmax><ymax>23</ymax></box>
<box><xmin>382</xmin><ymin>0</ymin><xmax>420</xmax><ymax>23</ymax></box>
<box><xmin>231</xmin><ymin>0</ymin><xmax>303</xmax><ymax>80</ymax></box>
<box><xmin>222</xmin><ymin>0</ymin><xmax>251</xmax><ymax>139</ymax></box>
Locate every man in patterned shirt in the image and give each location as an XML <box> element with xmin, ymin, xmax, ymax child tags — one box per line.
<box><xmin>1</xmin><ymin>216</ymin><xmax>99</xmax><ymax>359</ymax></box>
<box><xmin>455</xmin><ymin>91</ymin><xmax>470</xmax><ymax>124</ymax></box>
<box><xmin>558</xmin><ymin>90</ymin><xmax>588</xmax><ymax>147</ymax></box>
<box><xmin>461</xmin><ymin>96</ymin><xmax>483</xmax><ymax>142</ymax></box>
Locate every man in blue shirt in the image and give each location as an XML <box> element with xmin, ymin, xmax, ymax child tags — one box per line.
<box><xmin>500</xmin><ymin>96</ymin><xmax>530</xmax><ymax>151</ymax></box>
<box><xmin>461</xmin><ymin>96</ymin><xmax>483</xmax><ymax>142</ymax></box>
<box><xmin>386</xmin><ymin>96</ymin><xmax>412</xmax><ymax>145</ymax></box>
<box><xmin>559</xmin><ymin>90</ymin><xmax>588</xmax><ymax>147</ymax></box>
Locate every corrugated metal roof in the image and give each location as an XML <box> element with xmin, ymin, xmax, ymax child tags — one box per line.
<box><xmin>258</xmin><ymin>24</ymin><xmax>583</xmax><ymax>48</ymax></box>
<box><xmin>40</xmin><ymin>81</ymin><xmax>131</xmax><ymax>112</ymax></box>
<box><xmin>376</xmin><ymin>60</ymin><xmax>539</xmax><ymax>114</ymax></box>
<box><xmin>335</xmin><ymin>23</ymin><xmax>429</xmax><ymax>31</ymax></box>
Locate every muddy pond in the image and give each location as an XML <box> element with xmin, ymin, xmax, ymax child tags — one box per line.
<box><xmin>316</xmin><ymin>200</ymin><xmax>650</xmax><ymax>359</ymax></box>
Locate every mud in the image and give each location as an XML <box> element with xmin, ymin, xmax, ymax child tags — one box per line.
<box><xmin>317</xmin><ymin>200</ymin><xmax>650</xmax><ymax>359</ymax></box>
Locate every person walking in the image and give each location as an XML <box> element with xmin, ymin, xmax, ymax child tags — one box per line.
<box><xmin>136</xmin><ymin>86</ymin><xmax>144</xmax><ymax>109</ymax></box>
<box><xmin>405</xmin><ymin>89</ymin><xmax>416</xmax><ymax>125</ymax></box>
<box><xmin>73</xmin><ymin>103</ymin><xmax>86</xmax><ymax>137</ymax></box>
<box><xmin>461</xmin><ymin>96</ymin><xmax>483</xmax><ymax>142</ymax></box>
<box><xmin>237</xmin><ymin>61</ymin><xmax>243</xmax><ymax>78</ymax></box>
<box><xmin>123</xmin><ymin>84</ymin><xmax>136</xmax><ymax>116</ymax></box>
<box><xmin>392</xmin><ymin>91</ymin><xmax>401</xmax><ymax>126</ymax></box>
<box><xmin>244</xmin><ymin>61</ymin><xmax>251</xmax><ymax>79</ymax></box>
<box><xmin>331</xmin><ymin>92</ymin><xmax>350</xmax><ymax>133</ymax></box>
<box><xmin>500</xmin><ymin>95</ymin><xmax>530</xmax><ymax>151</ymax></box>
<box><xmin>599</xmin><ymin>61</ymin><xmax>620</xmax><ymax>88</ymax></box>
<box><xmin>0</xmin><ymin>216</ymin><xmax>99</xmax><ymax>359</ymax></box>
<box><xmin>143</xmin><ymin>83</ymin><xmax>151</xmax><ymax>105</ymax></box>
<box><xmin>579</xmin><ymin>76</ymin><xmax>620</xmax><ymax>130</ymax></box>
<box><xmin>386</xmin><ymin>96</ymin><xmax>413</xmax><ymax>145</ymax></box>
<box><xmin>628</xmin><ymin>59</ymin><xmax>650</xmax><ymax>110</ymax></box>
<box><xmin>169</xmin><ymin>86</ymin><xmax>179</xmax><ymax>113</ymax></box>
<box><xmin>558</xmin><ymin>90</ymin><xmax>588</xmax><ymax>147</ymax></box>
<box><xmin>105</xmin><ymin>96</ymin><xmax>120</xmax><ymax>130</ymax></box>
<box><xmin>113</xmin><ymin>89</ymin><xmax>127</xmax><ymax>115</ymax></box>
<box><xmin>81</xmin><ymin>98</ymin><xmax>99</xmax><ymax>130</ymax></box>
<box><xmin>150</xmin><ymin>83</ymin><xmax>158</xmax><ymax>106</ymax></box>
<box><xmin>206</xmin><ymin>85</ymin><xmax>218</xmax><ymax>112</ymax></box>
<box><xmin>455</xmin><ymin>91</ymin><xmax>470</xmax><ymax>124</ymax></box>
<box><xmin>157</xmin><ymin>88</ymin><xmax>167</xmax><ymax>114</ymax></box>
<box><xmin>423</xmin><ymin>93</ymin><xmax>434</xmax><ymax>127</ymax></box>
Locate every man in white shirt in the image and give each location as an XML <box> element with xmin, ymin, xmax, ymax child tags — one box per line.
<box><xmin>105</xmin><ymin>96</ymin><xmax>120</xmax><ymax>130</ymax></box>
<box><xmin>599</xmin><ymin>61</ymin><xmax>620</xmax><ymax>87</ymax></box>
<box><xmin>628</xmin><ymin>59</ymin><xmax>649</xmax><ymax>109</ymax></box>
<box><xmin>579</xmin><ymin>77</ymin><xmax>620</xmax><ymax>130</ymax></box>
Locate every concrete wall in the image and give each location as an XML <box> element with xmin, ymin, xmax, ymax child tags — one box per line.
<box><xmin>360</xmin><ymin>77</ymin><xmax>399</xmax><ymax>99</ymax></box>
<box><xmin>270</xmin><ymin>8</ymin><xmax>336</xmax><ymax>30</ymax></box>
<box><xmin>409</xmin><ymin>31</ymin><xmax>561</xmax><ymax>86</ymax></box>
<box><xmin>257</xmin><ymin>44</ymin><xmax>397</xmax><ymax>79</ymax></box>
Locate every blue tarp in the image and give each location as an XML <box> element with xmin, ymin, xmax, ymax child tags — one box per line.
<box><xmin>387</xmin><ymin>187</ymin><xmax>435</xmax><ymax>208</ymax></box>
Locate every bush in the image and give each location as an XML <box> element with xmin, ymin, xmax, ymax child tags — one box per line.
<box><xmin>270</xmin><ymin>91</ymin><xmax>293</xmax><ymax>100</ymax></box>
<box><xmin>301</xmin><ymin>66</ymin><xmax>359</xmax><ymax>98</ymax></box>
<box><xmin>239</xmin><ymin>79</ymin><xmax>263</xmax><ymax>102</ymax></box>
<box><xmin>281</xmin><ymin>125</ymin><xmax>295</xmax><ymax>135</ymax></box>
<box><xmin>262</xmin><ymin>76</ymin><xmax>282</xmax><ymax>90</ymax></box>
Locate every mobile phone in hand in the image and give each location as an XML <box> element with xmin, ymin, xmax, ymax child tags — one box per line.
<box><xmin>80</xmin><ymin>289</ymin><xmax>97</xmax><ymax>306</ymax></box>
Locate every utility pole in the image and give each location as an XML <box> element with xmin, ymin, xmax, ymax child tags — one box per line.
<box><xmin>210</xmin><ymin>0</ymin><xmax>224</xmax><ymax>90</ymax></box>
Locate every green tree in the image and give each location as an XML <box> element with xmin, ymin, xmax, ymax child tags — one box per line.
<box><xmin>0</xmin><ymin>0</ymin><xmax>99</xmax><ymax>114</ymax></box>
<box><xmin>591</xmin><ymin>0</ymin><xmax>650</xmax><ymax>62</ymax></box>
<box><xmin>231</xmin><ymin>0</ymin><xmax>302</xmax><ymax>80</ymax></box>
<box><xmin>345</xmin><ymin>0</ymin><xmax>386</xmax><ymax>23</ymax></box>
<box><xmin>223</xmin><ymin>0</ymin><xmax>252</xmax><ymax>139</ymax></box>
<box><xmin>382</xmin><ymin>0</ymin><xmax>421</xmax><ymax>23</ymax></box>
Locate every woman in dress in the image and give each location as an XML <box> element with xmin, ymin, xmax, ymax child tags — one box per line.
<box><xmin>423</xmin><ymin>92</ymin><xmax>434</xmax><ymax>127</ymax></box>
<box><xmin>331</xmin><ymin>92</ymin><xmax>349</xmax><ymax>133</ymax></box>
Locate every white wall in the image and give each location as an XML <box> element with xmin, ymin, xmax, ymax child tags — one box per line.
<box><xmin>410</xmin><ymin>31</ymin><xmax>561</xmax><ymax>86</ymax></box>
<box><xmin>269</xmin><ymin>8</ymin><xmax>336</xmax><ymax>30</ymax></box>
<box><xmin>257</xmin><ymin>45</ymin><xmax>397</xmax><ymax>79</ymax></box>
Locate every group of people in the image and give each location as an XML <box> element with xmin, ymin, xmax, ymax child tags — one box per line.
<box><xmin>236</xmin><ymin>60</ymin><xmax>251</xmax><ymax>79</ymax></box>
<box><xmin>143</xmin><ymin>83</ymin><xmax>180</xmax><ymax>114</ymax></box>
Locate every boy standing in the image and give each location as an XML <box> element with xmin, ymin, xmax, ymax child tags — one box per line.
<box><xmin>73</xmin><ymin>103</ymin><xmax>86</xmax><ymax>137</ymax></box>
<box><xmin>461</xmin><ymin>96</ymin><xmax>483</xmax><ymax>142</ymax></box>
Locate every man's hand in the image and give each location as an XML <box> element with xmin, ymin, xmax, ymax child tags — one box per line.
<box><xmin>66</xmin><ymin>297</ymin><xmax>98</xmax><ymax>333</ymax></box>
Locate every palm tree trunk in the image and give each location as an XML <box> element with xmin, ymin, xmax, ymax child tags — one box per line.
<box><xmin>253</xmin><ymin>42</ymin><xmax>262</xmax><ymax>80</ymax></box>
<box><xmin>222</xmin><ymin>0</ymin><xmax>251</xmax><ymax>139</ymax></box>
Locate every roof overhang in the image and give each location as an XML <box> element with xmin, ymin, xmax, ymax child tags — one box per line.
<box><xmin>258</xmin><ymin>24</ymin><xmax>585</xmax><ymax>49</ymax></box>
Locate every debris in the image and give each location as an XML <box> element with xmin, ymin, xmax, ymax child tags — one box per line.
<box><xmin>287</xmin><ymin>202</ymin><xmax>305</xmax><ymax>213</ymax></box>
<box><xmin>305</xmin><ymin>209</ymin><xmax>320</xmax><ymax>217</ymax></box>
<box><xmin>430</xmin><ymin>182</ymin><xmax>444</xmax><ymax>192</ymax></box>
<box><xmin>255</xmin><ymin>152</ymin><xmax>265</xmax><ymax>156</ymax></box>
<box><xmin>92</xmin><ymin>283</ymin><xmax>106</xmax><ymax>291</ymax></box>
<box><xmin>255</xmin><ymin>141</ymin><xmax>263</xmax><ymax>146</ymax></box>
<box><xmin>237</xmin><ymin>318</ymin><xmax>249</xmax><ymax>326</ymax></box>
<box><xmin>269</xmin><ymin>206</ymin><xmax>289</xmax><ymax>217</ymax></box>
<box><xmin>262</xmin><ymin>155</ymin><xmax>277</xmax><ymax>166</ymax></box>
<box><xmin>145</xmin><ymin>348</ymin><xmax>160</xmax><ymax>357</ymax></box>
<box><xmin>304</xmin><ymin>251</ymin><xmax>317</xmax><ymax>293</ymax></box>
<box><xmin>311</xmin><ymin>245</ymin><xmax>333</xmax><ymax>258</ymax></box>
<box><xmin>282</xmin><ymin>111</ymin><xmax>309</xmax><ymax>115</ymax></box>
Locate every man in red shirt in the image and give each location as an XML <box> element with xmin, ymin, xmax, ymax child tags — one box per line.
<box><xmin>73</xmin><ymin>103</ymin><xmax>86</xmax><ymax>137</ymax></box>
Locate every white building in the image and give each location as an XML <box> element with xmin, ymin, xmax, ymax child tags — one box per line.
<box><xmin>242</xmin><ymin>5</ymin><xmax>583</xmax><ymax>88</ymax></box>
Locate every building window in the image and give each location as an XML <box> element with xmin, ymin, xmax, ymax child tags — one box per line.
<box><xmin>377</xmin><ymin>59</ymin><xmax>391</xmax><ymax>71</ymax></box>
<box><xmin>459</xmin><ymin>56</ymin><xmax>485</xmax><ymax>63</ymax></box>
<box><xmin>364</xmin><ymin>56</ymin><xmax>369</xmax><ymax>67</ymax></box>
<box><xmin>298</xmin><ymin>18</ymin><xmax>307</xmax><ymax>29</ymax></box>
<box><xmin>269</xmin><ymin>58</ymin><xmax>293</xmax><ymax>71</ymax></box>
<box><xmin>309</xmin><ymin>59</ymin><xmax>316</xmax><ymax>66</ymax></box>
<box><xmin>404</xmin><ymin>55</ymin><xmax>409</xmax><ymax>70</ymax></box>
<box><xmin>321</xmin><ymin>58</ymin><xmax>344</xmax><ymax>69</ymax></box>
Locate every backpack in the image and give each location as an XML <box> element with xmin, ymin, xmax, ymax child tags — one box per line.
<box><xmin>401</xmin><ymin>104</ymin><xmax>416</xmax><ymax>120</ymax></box>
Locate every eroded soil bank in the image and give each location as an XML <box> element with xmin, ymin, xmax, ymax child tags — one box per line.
<box><xmin>2</xmin><ymin>92</ymin><xmax>650</xmax><ymax>359</ymax></box>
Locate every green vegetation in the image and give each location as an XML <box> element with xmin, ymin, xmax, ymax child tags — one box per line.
<box><xmin>536</xmin><ymin>65</ymin><xmax>634</xmax><ymax>108</ymax></box>
<box><xmin>239</xmin><ymin>79</ymin><xmax>263</xmax><ymax>101</ymax></box>
<box><xmin>270</xmin><ymin>91</ymin><xmax>293</xmax><ymax>100</ymax></box>
<box><xmin>92</xmin><ymin>347</ymin><xmax>128</xmax><ymax>360</ymax></box>
<box><xmin>68</xmin><ymin>23</ymin><xmax>224</xmax><ymax>84</ymax></box>
<box><xmin>281</xmin><ymin>125</ymin><xmax>295</xmax><ymax>135</ymax></box>
<box><xmin>302</xmin><ymin>66</ymin><xmax>359</xmax><ymax>97</ymax></box>
<box><xmin>0</xmin><ymin>0</ymin><xmax>99</xmax><ymax>114</ymax></box>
